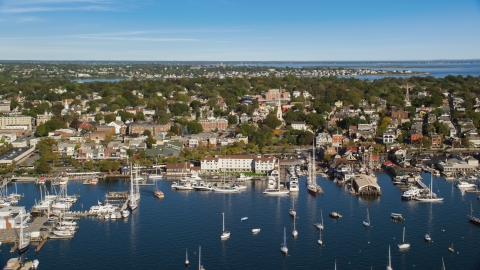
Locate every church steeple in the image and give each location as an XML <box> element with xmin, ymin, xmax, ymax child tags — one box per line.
<box><xmin>405</xmin><ymin>83</ymin><xmax>411</xmax><ymax>106</ymax></box>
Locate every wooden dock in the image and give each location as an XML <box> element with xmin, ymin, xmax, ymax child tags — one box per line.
<box><xmin>10</xmin><ymin>242</ymin><xmax>18</xmax><ymax>252</ymax></box>
<box><xmin>35</xmin><ymin>238</ymin><xmax>47</xmax><ymax>252</ymax></box>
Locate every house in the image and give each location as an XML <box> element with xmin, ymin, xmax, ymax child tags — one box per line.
<box><xmin>383</xmin><ymin>131</ymin><xmax>396</xmax><ymax>144</ymax></box>
<box><xmin>332</xmin><ymin>134</ymin><xmax>343</xmax><ymax>146</ymax></box>
<box><xmin>291</xmin><ymin>121</ymin><xmax>308</xmax><ymax>131</ymax></box>
<box><xmin>391</xmin><ymin>107</ymin><xmax>409</xmax><ymax>120</ymax></box>
<box><xmin>315</xmin><ymin>133</ymin><xmax>332</xmax><ymax>147</ymax></box>
<box><xmin>429</xmin><ymin>133</ymin><xmax>442</xmax><ymax>148</ymax></box>
<box><xmin>107</xmin><ymin>120</ymin><xmax>126</xmax><ymax>134</ymax></box>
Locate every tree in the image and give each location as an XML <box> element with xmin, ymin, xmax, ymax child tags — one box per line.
<box><xmin>170</xmin><ymin>124</ymin><xmax>182</xmax><ymax>135</ymax></box>
<box><xmin>146</xmin><ymin>135</ymin><xmax>156</xmax><ymax>148</ymax></box>
<box><xmin>187</xmin><ymin>120</ymin><xmax>203</xmax><ymax>134</ymax></box>
<box><xmin>35</xmin><ymin>160</ymin><xmax>51</xmax><ymax>174</ymax></box>
<box><xmin>263</xmin><ymin>114</ymin><xmax>282</xmax><ymax>129</ymax></box>
<box><xmin>227</xmin><ymin>115</ymin><xmax>238</xmax><ymax>125</ymax></box>
<box><xmin>143</xmin><ymin>130</ymin><xmax>152</xmax><ymax>136</ymax></box>
<box><xmin>104</xmin><ymin>113</ymin><xmax>116</xmax><ymax>123</ymax></box>
<box><xmin>421</xmin><ymin>136</ymin><xmax>432</xmax><ymax>149</ymax></box>
<box><xmin>36</xmin><ymin>123</ymin><xmax>47</xmax><ymax>137</ymax></box>
<box><xmin>135</xmin><ymin>111</ymin><xmax>145</xmax><ymax>121</ymax></box>
<box><xmin>94</xmin><ymin>113</ymin><xmax>104</xmax><ymax>122</ymax></box>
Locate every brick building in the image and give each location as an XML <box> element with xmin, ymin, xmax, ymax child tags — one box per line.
<box><xmin>199</xmin><ymin>118</ymin><xmax>228</xmax><ymax>132</ymax></box>
<box><xmin>128</xmin><ymin>123</ymin><xmax>171</xmax><ymax>135</ymax></box>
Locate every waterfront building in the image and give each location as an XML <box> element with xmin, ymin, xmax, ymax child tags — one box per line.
<box><xmin>200</xmin><ymin>155</ymin><xmax>276</xmax><ymax>173</ymax></box>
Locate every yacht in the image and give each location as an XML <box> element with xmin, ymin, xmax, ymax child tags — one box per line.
<box><xmin>128</xmin><ymin>163</ymin><xmax>141</xmax><ymax>211</ymax></box>
<box><xmin>455</xmin><ymin>181</ymin><xmax>477</xmax><ymax>189</ymax></box>
<box><xmin>122</xmin><ymin>209</ymin><xmax>130</xmax><ymax>218</ymax></box>
<box><xmin>424</xmin><ymin>233</ymin><xmax>432</xmax><ymax>242</ymax></box>
<box><xmin>263</xmin><ymin>162</ymin><xmax>290</xmax><ymax>196</ymax></box>
<box><xmin>329</xmin><ymin>211</ymin><xmax>342</xmax><ymax>218</ymax></box>
<box><xmin>194</xmin><ymin>182</ymin><xmax>214</xmax><ymax>191</ymax></box>
<box><xmin>401</xmin><ymin>187</ymin><xmax>421</xmax><ymax>201</ymax></box>
<box><xmin>289</xmin><ymin>175</ymin><xmax>299</xmax><ymax>192</ymax></box>
<box><xmin>237</xmin><ymin>173</ymin><xmax>252</xmax><ymax>181</ymax></box>
<box><xmin>416</xmin><ymin>167</ymin><xmax>444</xmax><ymax>202</ymax></box>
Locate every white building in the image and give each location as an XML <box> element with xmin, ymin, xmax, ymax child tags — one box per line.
<box><xmin>200</xmin><ymin>155</ymin><xmax>276</xmax><ymax>173</ymax></box>
<box><xmin>315</xmin><ymin>132</ymin><xmax>332</xmax><ymax>147</ymax></box>
<box><xmin>291</xmin><ymin>121</ymin><xmax>308</xmax><ymax>131</ymax></box>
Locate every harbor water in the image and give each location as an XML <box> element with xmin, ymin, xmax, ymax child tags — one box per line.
<box><xmin>1</xmin><ymin>172</ymin><xmax>480</xmax><ymax>269</ymax></box>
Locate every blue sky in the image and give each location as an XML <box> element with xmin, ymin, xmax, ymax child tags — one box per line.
<box><xmin>0</xmin><ymin>0</ymin><xmax>479</xmax><ymax>61</ymax></box>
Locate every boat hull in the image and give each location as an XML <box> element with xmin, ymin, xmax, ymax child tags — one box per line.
<box><xmin>18</xmin><ymin>244</ymin><xmax>29</xmax><ymax>254</ymax></box>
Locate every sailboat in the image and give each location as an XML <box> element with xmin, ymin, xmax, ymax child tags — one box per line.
<box><xmin>468</xmin><ymin>201</ymin><xmax>480</xmax><ymax>225</ymax></box>
<box><xmin>153</xmin><ymin>179</ymin><xmax>164</xmax><ymax>199</ymax></box>
<box><xmin>448</xmin><ymin>243</ymin><xmax>454</xmax><ymax>252</ymax></box>
<box><xmin>292</xmin><ymin>216</ymin><xmax>298</xmax><ymax>237</ymax></box>
<box><xmin>263</xmin><ymin>160</ymin><xmax>289</xmax><ymax>196</ymax></box>
<box><xmin>18</xmin><ymin>211</ymin><xmax>29</xmax><ymax>254</ymax></box>
<box><xmin>398</xmin><ymin>227</ymin><xmax>410</xmax><ymax>250</ymax></box>
<box><xmin>213</xmin><ymin>172</ymin><xmax>239</xmax><ymax>193</ymax></box>
<box><xmin>185</xmin><ymin>248</ymin><xmax>189</xmax><ymax>266</ymax></box>
<box><xmin>289</xmin><ymin>200</ymin><xmax>296</xmax><ymax>217</ymax></box>
<box><xmin>363</xmin><ymin>208</ymin><xmax>371</xmax><ymax>227</ymax></box>
<box><xmin>128</xmin><ymin>163</ymin><xmax>140</xmax><ymax>211</ymax></box>
<box><xmin>386</xmin><ymin>245</ymin><xmax>393</xmax><ymax>270</ymax></box>
<box><xmin>220</xmin><ymin>212</ymin><xmax>230</xmax><ymax>240</ymax></box>
<box><xmin>281</xmin><ymin>227</ymin><xmax>288</xmax><ymax>254</ymax></box>
<box><xmin>149</xmin><ymin>160</ymin><xmax>163</xmax><ymax>180</ymax></box>
<box><xmin>199</xmin><ymin>246</ymin><xmax>205</xmax><ymax>270</ymax></box>
<box><xmin>416</xmin><ymin>164</ymin><xmax>444</xmax><ymax>202</ymax></box>
<box><xmin>315</xmin><ymin>209</ymin><xmax>324</xmax><ymax>230</ymax></box>
<box><xmin>307</xmin><ymin>142</ymin><xmax>322</xmax><ymax>196</ymax></box>
<box><xmin>318</xmin><ymin>228</ymin><xmax>323</xmax><ymax>245</ymax></box>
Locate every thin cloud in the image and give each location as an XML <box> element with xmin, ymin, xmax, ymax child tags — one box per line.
<box><xmin>0</xmin><ymin>0</ymin><xmax>114</xmax><ymax>13</ymax></box>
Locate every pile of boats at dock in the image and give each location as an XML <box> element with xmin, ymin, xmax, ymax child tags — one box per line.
<box><xmin>31</xmin><ymin>184</ymin><xmax>80</xmax><ymax>216</ymax></box>
<box><xmin>171</xmin><ymin>172</ymin><xmax>248</xmax><ymax>193</ymax></box>
<box><xmin>0</xmin><ymin>180</ymin><xmax>23</xmax><ymax>207</ymax></box>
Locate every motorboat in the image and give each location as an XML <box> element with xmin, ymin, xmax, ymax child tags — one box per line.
<box><xmin>241</xmin><ymin>217</ymin><xmax>248</xmax><ymax>221</ymax></box>
<box><xmin>122</xmin><ymin>210</ymin><xmax>130</xmax><ymax>218</ymax></box>
<box><xmin>391</xmin><ymin>213</ymin><xmax>404</xmax><ymax>221</ymax></box>
<box><xmin>32</xmin><ymin>260</ymin><xmax>39</xmax><ymax>269</ymax></box>
<box><xmin>193</xmin><ymin>182</ymin><xmax>214</xmax><ymax>191</ymax></box>
<box><xmin>401</xmin><ymin>187</ymin><xmax>420</xmax><ymax>201</ymax></box>
<box><xmin>289</xmin><ymin>175</ymin><xmax>299</xmax><ymax>192</ymax></box>
<box><xmin>424</xmin><ymin>233</ymin><xmax>432</xmax><ymax>242</ymax></box>
<box><xmin>237</xmin><ymin>173</ymin><xmax>252</xmax><ymax>181</ymax></box>
<box><xmin>264</xmin><ymin>161</ymin><xmax>290</xmax><ymax>196</ymax></box>
<box><xmin>214</xmin><ymin>186</ymin><xmax>240</xmax><ymax>193</ymax></box>
<box><xmin>154</xmin><ymin>189</ymin><xmax>165</xmax><ymax>198</ymax></box>
<box><xmin>455</xmin><ymin>181</ymin><xmax>477</xmax><ymax>189</ymax></box>
<box><xmin>252</xmin><ymin>228</ymin><xmax>261</xmax><ymax>234</ymax></box>
<box><xmin>52</xmin><ymin>230</ymin><xmax>74</xmax><ymax>237</ymax></box>
<box><xmin>174</xmin><ymin>181</ymin><xmax>194</xmax><ymax>190</ymax></box>
<box><xmin>231</xmin><ymin>183</ymin><xmax>247</xmax><ymax>190</ymax></box>
<box><xmin>329</xmin><ymin>211</ymin><xmax>342</xmax><ymax>218</ymax></box>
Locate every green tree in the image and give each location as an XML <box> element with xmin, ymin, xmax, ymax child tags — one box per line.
<box><xmin>187</xmin><ymin>120</ymin><xmax>203</xmax><ymax>134</ymax></box>
<box><xmin>104</xmin><ymin>113</ymin><xmax>116</xmax><ymax>123</ymax></box>
<box><xmin>227</xmin><ymin>115</ymin><xmax>238</xmax><ymax>125</ymax></box>
<box><xmin>263</xmin><ymin>114</ymin><xmax>282</xmax><ymax>129</ymax></box>
<box><xmin>36</xmin><ymin>123</ymin><xmax>47</xmax><ymax>137</ymax></box>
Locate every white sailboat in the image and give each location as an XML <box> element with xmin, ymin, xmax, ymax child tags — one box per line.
<box><xmin>220</xmin><ymin>212</ymin><xmax>230</xmax><ymax>240</ymax></box>
<box><xmin>289</xmin><ymin>200</ymin><xmax>296</xmax><ymax>217</ymax></box>
<box><xmin>307</xmin><ymin>142</ymin><xmax>322</xmax><ymax>196</ymax></box>
<box><xmin>149</xmin><ymin>161</ymin><xmax>163</xmax><ymax>180</ymax></box>
<box><xmin>199</xmin><ymin>246</ymin><xmax>205</xmax><ymax>270</ymax></box>
<box><xmin>185</xmin><ymin>248</ymin><xmax>189</xmax><ymax>266</ymax></box>
<box><xmin>416</xmin><ymin>164</ymin><xmax>444</xmax><ymax>202</ymax></box>
<box><xmin>263</xmin><ymin>160</ymin><xmax>289</xmax><ymax>196</ymax></box>
<box><xmin>128</xmin><ymin>163</ymin><xmax>140</xmax><ymax>211</ymax></box>
<box><xmin>281</xmin><ymin>227</ymin><xmax>288</xmax><ymax>254</ymax></box>
<box><xmin>213</xmin><ymin>172</ymin><xmax>239</xmax><ymax>193</ymax></box>
<box><xmin>318</xmin><ymin>228</ymin><xmax>323</xmax><ymax>245</ymax></box>
<box><xmin>315</xmin><ymin>209</ymin><xmax>324</xmax><ymax>230</ymax></box>
<box><xmin>292</xmin><ymin>216</ymin><xmax>298</xmax><ymax>237</ymax></box>
<box><xmin>18</xmin><ymin>211</ymin><xmax>29</xmax><ymax>254</ymax></box>
<box><xmin>363</xmin><ymin>208</ymin><xmax>371</xmax><ymax>227</ymax></box>
<box><xmin>386</xmin><ymin>245</ymin><xmax>393</xmax><ymax>270</ymax></box>
<box><xmin>398</xmin><ymin>227</ymin><xmax>410</xmax><ymax>250</ymax></box>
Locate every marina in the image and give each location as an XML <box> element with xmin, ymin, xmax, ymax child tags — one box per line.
<box><xmin>0</xmin><ymin>171</ymin><xmax>479</xmax><ymax>269</ymax></box>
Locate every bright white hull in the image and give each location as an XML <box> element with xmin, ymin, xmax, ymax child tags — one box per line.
<box><xmin>416</xmin><ymin>198</ymin><xmax>444</xmax><ymax>202</ymax></box>
<box><xmin>214</xmin><ymin>188</ymin><xmax>239</xmax><ymax>193</ymax></box>
<box><xmin>398</xmin><ymin>243</ymin><xmax>410</xmax><ymax>249</ymax></box>
<box><xmin>263</xmin><ymin>189</ymin><xmax>289</xmax><ymax>196</ymax></box>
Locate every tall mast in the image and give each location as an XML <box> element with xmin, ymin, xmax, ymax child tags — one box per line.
<box><xmin>199</xmin><ymin>246</ymin><xmax>201</xmax><ymax>270</ymax></box>
<box><xmin>130</xmin><ymin>162</ymin><xmax>133</xmax><ymax>198</ymax></box>
<box><xmin>222</xmin><ymin>212</ymin><xmax>225</xmax><ymax>231</ymax></box>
